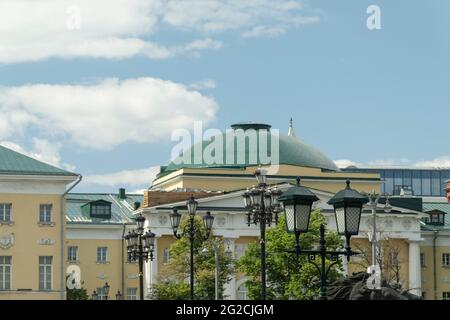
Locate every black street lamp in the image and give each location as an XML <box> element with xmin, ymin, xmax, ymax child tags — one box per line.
<box><xmin>242</xmin><ymin>168</ymin><xmax>282</xmax><ymax>300</ymax></box>
<box><xmin>103</xmin><ymin>282</ymin><xmax>110</xmax><ymax>300</ymax></box>
<box><xmin>125</xmin><ymin>213</ymin><xmax>156</xmax><ymax>301</ymax></box>
<box><xmin>279</xmin><ymin>178</ymin><xmax>368</xmax><ymax>300</ymax></box>
<box><xmin>115</xmin><ymin>290</ymin><xmax>123</xmax><ymax>300</ymax></box>
<box><xmin>170</xmin><ymin>196</ymin><xmax>214</xmax><ymax>300</ymax></box>
<box><xmin>91</xmin><ymin>290</ymin><xmax>98</xmax><ymax>300</ymax></box>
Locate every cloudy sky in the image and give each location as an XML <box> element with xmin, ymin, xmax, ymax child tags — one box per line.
<box><xmin>0</xmin><ymin>0</ymin><xmax>449</xmax><ymax>193</ymax></box>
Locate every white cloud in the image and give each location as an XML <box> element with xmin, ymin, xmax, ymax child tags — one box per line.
<box><xmin>84</xmin><ymin>166</ymin><xmax>160</xmax><ymax>187</ymax></box>
<box><xmin>0</xmin><ymin>139</ymin><xmax>75</xmax><ymax>171</ymax></box>
<box><xmin>242</xmin><ymin>26</ymin><xmax>287</xmax><ymax>38</ymax></box>
<box><xmin>0</xmin><ymin>0</ymin><xmax>317</xmax><ymax>63</ymax></box>
<box><xmin>335</xmin><ymin>157</ymin><xmax>450</xmax><ymax>169</ymax></box>
<box><xmin>189</xmin><ymin>79</ymin><xmax>217</xmax><ymax>90</ymax></box>
<box><xmin>0</xmin><ymin>77</ymin><xmax>219</xmax><ymax>149</ymax></box>
<box><xmin>334</xmin><ymin>159</ymin><xmax>360</xmax><ymax>168</ymax></box>
<box><xmin>414</xmin><ymin>156</ymin><xmax>450</xmax><ymax>168</ymax></box>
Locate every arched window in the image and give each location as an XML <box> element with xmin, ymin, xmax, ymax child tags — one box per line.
<box><xmin>236</xmin><ymin>283</ymin><xmax>248</xmax><ymax>300</ymax></box>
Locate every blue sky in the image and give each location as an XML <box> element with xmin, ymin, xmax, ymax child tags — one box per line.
<box><xmin>0</xmin><ymin>0</ymin><xmax>449</xmax><ymax>193</ymax></box>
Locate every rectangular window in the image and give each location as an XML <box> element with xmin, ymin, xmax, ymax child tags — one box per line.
<box><xmin>39</xmin><ymin>256</ymin><xmax>52</xmax><ymax>290</ymax></box>
<box><xmin>422</xmin><ymin>171</ymin><xmax>431</xmax><ymax>196</ymax></box>
<box><xmin>412</xmin><ymin>171</ymin><xmax>422</xmax><ymax>196</ymax></box>
<box><xmin>384</xmin><ymin>171</ymin><xmax>394</xmax><ymax>195</ymax></box>
<box><xmin>420</xmin><ymin>253</ymin><xmax>425</xmax><ymax>267</ymax></box>
<box><xmin>0</xmin><ymin>204</ymin><xmax>11</xmax><ymax>222</ymax></box>
<box><xmin>97</xmin><ymin>286</ymin><xmax>108</xmax><ymax>300</ymax></box>
<box><xmin>39</xmin><ymin>204</ymin><xmax>52</xmax><ymax>223</ymax></box>
<box><xmin>443</xmin><ymin>292</ymin><xmax>450</xmax><ymax>300</ymax></box>
<box><xmin>432</xmin><ymin>171</ymin><xmax>441</xmax><ymax>196</ymax></box>
<box><xmin>0</xmin><ymin>256</ymin><xmax>11</xmax><ymax>290</ymax></box>
<box><xmin>97</xmin><ymin>247</ymin><xmax>108</xmax><ymax>263</ymax></box>
<box><xmin>127</xmin><ymin>288</ymin><xmax>137</xmax><ymax>300</ymax></box>
<box><xmin>68</xmin><ymin>246</ymin><xmax>78</xmax><ymax>262</ymax></box>
<box><xmin>443</xmin><ymin>253</ymin><xmax>450</xmax><ymax>267</ymax></box>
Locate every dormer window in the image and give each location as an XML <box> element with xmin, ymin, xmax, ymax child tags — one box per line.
<box><xmin>424</xmin><ymin>210</ymin><xmax>446</xmax><ymax>226</ymax></box>
<box><xmin>82</xmin><ymin>200</ymin><xmax>112</xmax><ymax>219</ymax></box>
<box><xmin>92</xmin><ymin>204</ymin><xmax>110</xmax><ymax>216</ymax></box>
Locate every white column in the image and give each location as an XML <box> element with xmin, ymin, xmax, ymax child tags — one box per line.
<box><xmin>408</xmin><ymin>240</ymin><xmax>422</xmax><ymax>296</ymax></box>
<box><xmin>223</xmin><ymin>238</ymin><xmax>236</xmax><ymax>300</ymax></box>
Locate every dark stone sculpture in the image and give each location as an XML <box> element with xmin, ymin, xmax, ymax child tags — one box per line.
<box><xmin>327</xmin><ymin>272</ymin><xmax>423</xmax><ymax>300</ymax></box>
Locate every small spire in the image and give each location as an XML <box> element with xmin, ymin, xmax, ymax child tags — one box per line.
<box><xmin>288</xmin><ymin>117</ymin><xmax>296</xmax><ymax>137</ymax></box>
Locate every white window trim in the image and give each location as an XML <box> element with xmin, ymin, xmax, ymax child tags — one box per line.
<box><xmin>127</xmin><ymin>288</ymin><xmax>138</xmax><ymax>300</ymax></box>
<box><xmin>39</xmin><ymin>256</ymin><xmax>53</xmax><ymax>291</ymax></box>
<box><xmin>0</xmin><ymin>204</ymin><xmax>12</xmax><ymax>223</ymax></box>
<box><xmin>0</xmin><ymin>256</ymin><xmax>12</xmax><ymax>291</ymax></box>
<box><xmin>97</xmin><ymin>247</ymin><xmax>109</xmax><ymax>263</ymax></box>
<box><xmin>39</xmin><ymin>204</ymin><xmax>53</xmax><ymax>224</ymax></box>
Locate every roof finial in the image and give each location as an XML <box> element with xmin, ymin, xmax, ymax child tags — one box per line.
<box><xmin>288</xmin><ymin>117</ymin><xmax>296</xmax><ymax>137</ymax></box>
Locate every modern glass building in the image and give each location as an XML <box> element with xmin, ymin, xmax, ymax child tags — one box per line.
<box><xmin>342</xmin><ymin>167</ymin><xmax>450</xmax><ymax>197</ymax></box>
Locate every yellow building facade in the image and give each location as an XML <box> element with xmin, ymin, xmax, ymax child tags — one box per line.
<box><xmin>0</xmin><ymin>145</ymin><xmax>79</xmax><ymax>300</ymax></box>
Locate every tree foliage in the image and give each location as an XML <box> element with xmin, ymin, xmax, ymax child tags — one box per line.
<box><xmin>238</xmin><ymin>210</ymin><xmax>343</xmax><ymax>300</ymax></box>
<box><xmin>151</xmin><ymin>216</ymin><xmax>234</xmax><ymax>300</ymax></box>
<box><xmin>66</xmin><ymin>276</ymin><xmax>90</xmax><ymax>300</ymax></box>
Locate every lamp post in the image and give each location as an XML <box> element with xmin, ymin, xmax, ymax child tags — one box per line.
<box><xmin>103</xmin><ymin>282</ymin><xmax>110</xmax><ymax>300</ymax></box>
<box><xmin>115</xmin><ymin>290</ymin><xmax>123</xmax><ymax>300</ymax></box>
<box><xmin>170</xmin><ymin>196</ymin><xmax>215</xmax><ymax>300</ymax></box>
<box><xmin>201</xmin><ymin>238</ymin><xmax>222</xmax><ymax>300</ymax></box>
<box><xmin>124</xmin><ymin>213</ymin><xmax>156</xmax><ymax>301</ymax></box>
<box><xmin>366</xmin><ymin>192</ymin><xmax>392</xmax><ymax>271</ymax></box>
<box><xmin>91</xmin><ymin>290</ymin><xmax>98</xmax><ymax>300</ymax></box>
<box><xmin>242</xmin><ymin>168</ymin><xmax>282</xmax><ymax>300</ymax></box>
<box><xmin>279</xmin><ymin>178</ymin><xmax>368</xmax><ymax>300</ymax></box>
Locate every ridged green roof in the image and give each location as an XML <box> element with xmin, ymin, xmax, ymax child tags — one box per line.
<box><xmin>66</xmin><ymin>193</ymin><xmax>143</xmax><ymax>224</ymax></box>
<box><xmin>0</xmin><ymin>145</ymin><xmax>77</xmax><ymax>176</ymax></box>
<box><xmin>160</xmin><ymin>124</ymin><xmax>338</xmax><ymax>176</ymax></box>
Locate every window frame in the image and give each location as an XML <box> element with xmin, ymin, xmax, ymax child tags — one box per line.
<box><xmin>39</xmin><ymin>204</ymin><xmax>53</xmax><ymax>224</ymax></box>
<box><xmin>97</xmin><ymin>247</ymin><xmax>108</xmax><ymax>263</ymax></box>
<box><xmin>443</xmin><ymin>253</ymin><xmax>450</xmax><ymax>267</ymax></box>
<box><xmin>127</xmin><ymin>287</ymin><xmax>138</xmax><ymax>300</ymax></box>
<box><xmin>39</xmin><ymin>256</ymin><xmax>53</xmax><ymax>291</ymax></box>
<box><xmin>0</xmin><ymin>256</ymin><xmax>12</xmax><ymax>290</ymax></box>
<box><xmin>68</xmin><ymin>246</ymin><xmax>79</xmax><ymax>262</ymax></box>
<box><xmin>0</xmin><ymin>204</ymin><xmax>12</xmax><ymax>222</ymax></box>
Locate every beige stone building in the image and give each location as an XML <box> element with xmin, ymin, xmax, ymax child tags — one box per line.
<box><xmin>140</xmin><ymin>122</ymin><xmax>427</xmax><ymax>299</ymax></box>
<box><xmin>0</xmin><ymin>145</ymin><xmax>79</xmax><ymax>300</ymax></box>
<box><xmin>65</xmin><ymin>190</ymin><xmax>142</xmax><ymax>300</ymax></box>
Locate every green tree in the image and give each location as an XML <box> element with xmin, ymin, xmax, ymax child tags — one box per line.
<box><xmin>151</xmin><ymin>216</ymin><xmax>234</xmax><ymax>300</ymax></box>
<box><xmin>238</xmin><ymin>209</ymin><xmax>343</xmax><ymax>300</ymax></box>
<box><xmin>66</xmin><ymin>276</ymin><xmax>90</xmax><ymax>300</ymax></box>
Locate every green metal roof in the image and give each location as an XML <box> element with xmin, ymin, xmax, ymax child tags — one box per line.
<box><xmin>0</xmin><ymin>145</ymin><xmax>77</xmax><ymax>176</ymax></box>
<box><xmin>159</xmin><ymin>124</ymin><xmax>339</xmax><ymax>177</ymax></box>
<box><xmin>66</xmin><ymin>193</ymin><xmax>143</xmax><ymax>224</ymax></box>
<box><xmin>423</xmin><ymin>202</ymin><xmax>450</xmax><ymax>215</ymax></box>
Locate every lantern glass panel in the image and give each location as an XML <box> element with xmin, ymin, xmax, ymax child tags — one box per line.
<box><xmin>250</xmin><ymin>189</ymin><xmax>262</xmax><ymax>206</ymax></box>
<box><xmin>264</xmin><ymin>192</ymin><xmax>272</xmax><ymax>208</ymax></box>
<box><xmin>284</xmin><ymin>204</ymin><xmax>295</xmax><ymax>233</ymax></box>
<box><xmin>243</xmin><ymin>192</ymin><xmax>251</xmax><ymax>208</ymax></box>
<box><xmin>295</xmin><ymin>204</ymin><xmax>312</xmax><ymax>233</ymax></box>
<box><xmin>334</xmin><ymin>206</ymin><xmax>346</xmax><ymax>235</ymax></box>
<box><xmin>345</xmin><ymin>205</ymin><xmax>362</xmax><ymax>235</ymax></box>
<box><xmin>203</xmin><ymin>212</ymin><xmax>214</xmax><ymax>233</ymax></box>
<box><xmin>135</xmin><ymin>214</ymin><xmax>145</xmax><ymax>231</ymax></box>
<box><xmin>170</xmin><ymin>210</ymin><xmax>181</xmax><ymax>233</ymax></box>
<box><xmin>187</xmin><ymin>197</ymin><xmax>198</xmax><ymax>216</ymax></box>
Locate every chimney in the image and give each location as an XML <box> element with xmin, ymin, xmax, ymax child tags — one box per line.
<box><xmin>446</xmin><ymin>180</ymin><xmax>450</xmax><ymax>203</ymax></box>
<box><xmin>119</xmin><ymin>188</ymin><xmax>126</xmax><ymax>200</ymax></box>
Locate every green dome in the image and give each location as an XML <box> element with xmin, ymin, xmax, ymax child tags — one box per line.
<box><xmin>161</xmin><ymin>123</ymin><xmax>338</xmax><ymax>175</ymax></box>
